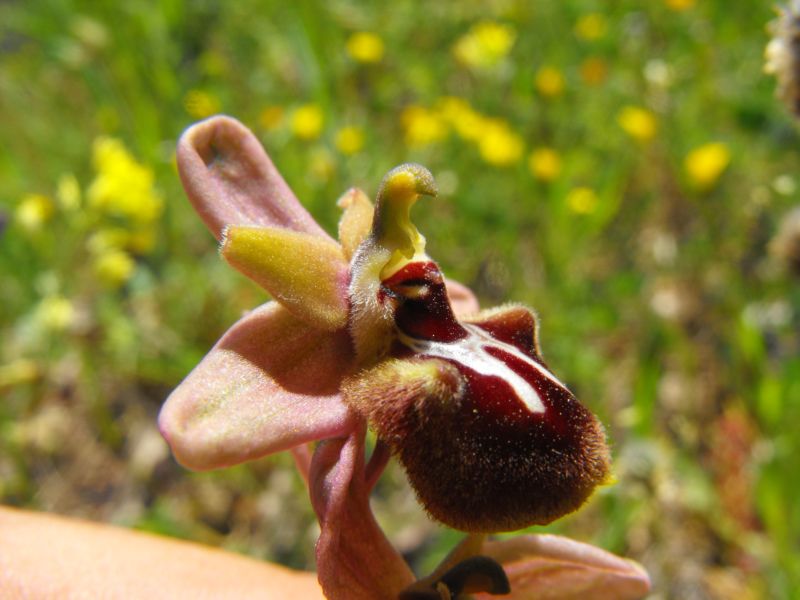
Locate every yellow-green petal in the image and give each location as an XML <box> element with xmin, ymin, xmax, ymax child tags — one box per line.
<box><xmin>221</xmin><ymin>225</ymin><xmax>349</xmax><ymax>331</ymax></box>
<box><xmin>337</xmin><ymin>187</ymin><xmax>374</xmax><ymax>261</ymax></box>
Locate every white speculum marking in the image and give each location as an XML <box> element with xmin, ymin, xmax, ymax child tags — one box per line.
<box><xmin>399</xmin><ymin>323</ymin><xmax>569</xmax><ymax>414</ymax></box>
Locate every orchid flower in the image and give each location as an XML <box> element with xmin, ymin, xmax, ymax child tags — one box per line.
<box><xmin>158</xmin><ymin>116</ymin><xmax>650</xmax><ymax>599</ymax></box>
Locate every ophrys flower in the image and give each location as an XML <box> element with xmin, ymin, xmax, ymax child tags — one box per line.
<box><xmin>158</xmin><ymin>116</ymin><xmax>639</xmax><ymax>599</ymax></box>
<box><xmin>160</xmin><ymin>116</ymin><xmax>610</xmax><ymax>533</ymax></box>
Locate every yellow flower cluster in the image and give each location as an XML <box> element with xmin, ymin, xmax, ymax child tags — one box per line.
<box><xmin>401</xmin><ymin>97</ymin><xmax>525</xmax><ymax>167</ymax></box>
<box><xmin>35</xmin><ymin>295</ymin><xmax>76</xmax><ymax>331</ymax></box>
<box><xmin>88</xmin><ymin>137</ymin><xmax>162</xmax><ymax>223</ymax></box>
<box><xmin>453</xmin><ymin>21</ymin><xmax>516</xmax><ymax>69</ymax></box>
<box><xmin>437</xmin><ymin>97</ymin><xmax>485</xmax><ymax>141</ymax></box>
<box><xmin>15</xmin><ymin>136</ymin><xmax>162</xmax><ymax>289</ymax></box>
<box><xmin>346</xmin><ymin>32</ymin><xmax>385</xmax><ymax>64</ymax></box>
<box><xmin>528</xmin><ymin>148</ymin><xmax>562</xmax><ymax>182</ymax></box>
<box><xmin>15</xmin><ymin>194</ymin><xmax>55</xmax><ymax>231</ymax></box>
<box><xmin>14</xmin><ymin>137</ymin><xmax>160</xmax><ymax>288</ymax></box>
<box><xmin>93</xmin><ymin>248</ymin><xmax>136</xmax><ymax>286</ymax></box>
<box><xmin>478</xmin><ymin>119</ymin><xmax>524</xmax><ymax>166</ymax></box>
<box><xmin>335</xmin><ymin>126</ymin><xmax>365</xmax><ymax>155</ymax></box>
<box><xmin>684</xmin><ymin>142</ymin><xmax>730</xmax><ymax>189</ymax></box>
<box><xmin>617</xmin><ymin>106</ymin><xmax>658</xmax><ymax>142</ymax></box>
<box><xmin>401</xmin><ymin>105</ymin><xmax>449</xmax><ymax>147</ymax></box>
<box><xmin>261</xmin><ymin>102</ymin><xmax>362</xmax><ymax>155</ymax></box>
<box><xmin>290</xmin><ymin>104</ymin><xmax>324</xmax><ymax>140</ymax></box>
<box><xmin>86</xmin><ymin>137</ymin><xmax>162</xmax><ymax>286</ymax></box>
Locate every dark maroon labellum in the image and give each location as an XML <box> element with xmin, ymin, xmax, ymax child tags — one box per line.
<box><xmin>366</xmin><ymin>260</ymin><xmax>610</xmax><ymax>532</ymax></box>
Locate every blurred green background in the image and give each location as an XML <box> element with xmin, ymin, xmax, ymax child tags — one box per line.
<box><xmin>2</xmin><ymin>0</ymin><xmax>799</xmax><ymax>597</ymax></box>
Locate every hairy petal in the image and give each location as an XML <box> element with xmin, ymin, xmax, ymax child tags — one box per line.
<box><xmin>342</xmin><ymin>357</ymin><xmax>464</xmax><ymax>446</ymax></box>
<box><xmin>310</xmin><ymin>425</ymin><xmax>414</xmax><ymax>600</ymax></box>
<box><xmin>221</xmin><ymin>225</ymin><xmax>349</xmax><ymax>331</ymax></box>
<box><xmin>159</xmin><ymin>302</ymin><xmax>357</xmax><ymax>470</ymax></box>
<box><xmin>177</xmin><ymin>115</ymin><xmax>331</xmax><ymax>241</ymax></box>
<box><xmin>476</xmin><ymin>535</ymin><xmax>651</xmax><ymax>600</ymax></box>
<box><xmin>337</xmin><ymin>187</ymin><xmax>374</xmax><ymax>261</ymax></box>
<box><xmin>0</xmin><ymin>506</ymin><xmax>322</xmax><ymax>599</ymax></box>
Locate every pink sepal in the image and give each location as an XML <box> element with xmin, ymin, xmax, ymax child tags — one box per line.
<box><xmin>159</xmin><ymin>302</ymin><xmax>357</xmax><ymax>470</ymax></box>
<box><xmin>310</xmin><ymin>424</ymin><xmax>415</xmax><ymax>599</ymax></box>
<box><xmin>477</xmin><ymin>534</ymin><xmax>651</xmax><ymax>600</ymax></box>
<box><xmin>445</xmin><ymin>278</ymin><xmax>480</xmax><ymax>316</ymax></box>
<box><xmin>177</xmin><ymin>115</ymin><xmax>332</xmax><ymax>241</ymax></box>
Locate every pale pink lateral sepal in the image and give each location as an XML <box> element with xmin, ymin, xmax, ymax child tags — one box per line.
<box><xmin>310</xmin><ymin>423</ymin><xmax>415</xmax><ymax>600</ymax></box>
<box><xmin>445</xmin><ymin>277</ymin><xmax>480</xmax><ymax>317</ymax></box>
<box><xmin>177</xmin><ymin>115</ymin><xmax>332</xmax><ymax>241</ymax></box>
<box><xmin>477</xmin><ymin>534</ymin><xmax>651</xmax><ymax>600</ymax></box>
<box><xmin>159</xmin><ymin>302</ymin><xmax>358</xmax><ymax>470</ymax></box>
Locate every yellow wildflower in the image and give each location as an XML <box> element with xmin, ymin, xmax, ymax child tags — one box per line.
<box><xmin>87</xmin><ymin>137</ymin><xmax>162</xmax><ymax>223</ymax></box>
<box><xmin>528</xmin><ymin>147</ymin><xmax>562</xmax><ymax>181</ymax></box>
<box><xmin>580</xmin><ymin>57</ymin><xmax>608</xmax><ymax>86</ymax></box>
<box><xmin>437</xmin><ymin>97</ymin><xmax>485</xmax><ymax>141</ymax></box>
<box><xmin>259</xmin><ymin>106</ymin><xmax>284</xmax><ymax>131</ymax></box>
<box><xmin>684</xmin><ymin>142</ymin><xmax>731</xmax><ymax>189</ymax></box>
<box><xmin>575</xmin><ymin>14</ymin><xmax>608</xmax><ymax>41</ymax></box>
<box><xmin>665</xmin><ymin>0</ymin><xmax>694</xmax><ymax>10</ymax></box>
<box><xmin>566</xmin><ymin>187</ymin><xmax>599</xmax><ymax>214</ymax></box>
<box><xmin>453</xmin><ymin>21</ymin><xmax>516</xmax><ymax>69</ymax></box>
<box><xmin>56</xmin><ymin>174</ymin><xmax>81</xmax><ymax>210</ymax></box>
<box><xmin>94</xmin><ymin>248</ymin><xmax>135</xmax><ymax>287</ymax></box>
<box><xmin>617</xmin><ymin>106</ymin><xmax>658</xmax><ymax>142</ymax></box>
<box><xmin>15</xmin><ymin>194</ymin><xmax>55</xmax><ymax>231</ymax></box>
<box><xmin>535</xmin><ymin>66</ymin><xmax>565</xmax><ymax>98</ymax></box>
<box><xmin>478</xmin><ymin>119</ymin><xmax>524</xmax><ymax>166</ymax></box>
<box><xmin>290</xmin><ymin>104</ymin><xmax>324</xmax><ymax>140</ymax></box>
<box><xmin>346</xmin><ymin>32</ymin><xmax>385</xmax><ymax>63</ymax></box>
<box><xmin>335</xmin><ymin>126</ymin><xmax>365</xmax><ymax>155</ymax></box>
<box><xmin>401</xmin><ymin>105</ymin><xmax>448</xmax><ymax>147</ymax></box>
<box><xmin>183</xmin><ymin>90</ymin><xmax>221</xmax><ymax>119</ymax></box>
<box><xmin>35</xmin><ymin>296</ymin><xmax>76</xmax><ymax>331</ymax></box>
